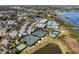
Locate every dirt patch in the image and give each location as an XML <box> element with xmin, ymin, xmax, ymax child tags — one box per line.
<box><xmin>63</xmin><ymin>36</ymin><xmax>79</xmax><ymax>53</ymax></box>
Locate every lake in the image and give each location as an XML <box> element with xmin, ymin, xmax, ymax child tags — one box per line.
<box><xmin>57</xmin><ymin>11</ymin><xmax>79</xmax><ymax>27</ymax></box>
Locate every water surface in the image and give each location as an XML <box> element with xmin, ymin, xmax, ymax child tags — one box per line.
<box><xmin>33</xmin><ymin>43</ymin><xmax>62</xmax><ymax>54</ymax></box>
<box><xmin>57</xmin><ymin>11</ymin><xmax>79</xmax><ymax>27</ymax></box>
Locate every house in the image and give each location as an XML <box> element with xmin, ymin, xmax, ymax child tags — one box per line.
<box><xmin>18</xmin><ymin>22</ymin><xmax>30</xmax><ymax>37</ymax></box>
<box><xmin>39</xmin><ymin>18</ymin><xmax>48</xmax><ymax>23</ymax></box>
<box><xmin>0</xmin><ymin>28</ymin><xmax>7</xmax><ymax>36</ymax></box>
<box><xmin>8</xmin><ymin>30</ymin><xmax>18</xmax><ymax>39</ymax></box>
<box><xmin>1</xmin><ymin>39</ymin><xmax>10</xmax><ymax>48</ymax></box>
<box><xmin>34</xmin><ymin>18</ymin><xmax>48</xmax><ymax>29</ymax></box>
<box><xmin>0</xmin><ymin>20</ymin><xmax>17</xmax><ymax>27</ymax></box>
<box><xmin>5</xmin><ymin>20</ymin><xmax>17</xmax><ymax>27</ymax></box>
<box><xmin>26</xmin><ymin>22</ymin><xmax>37</xmax><ymax>35</ymax></box>
<box><xmin>35</xmin><ymin>23</ymin><xmax>46</xmax><ymax>29</ymax></box>
<box><xmin>32</xmin><ymin>16</ymin><xmax>43</xmax><ymax>21</ymax></box>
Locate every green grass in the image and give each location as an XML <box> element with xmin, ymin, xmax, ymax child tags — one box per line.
<box><xmin>68</xmin><ymin>29</ymin><xmax>79</xmax><ymax>43</ymax></box>
<box><xmin>53</xmin><ymin>16</ymin><xmax>79</xmax><ymax>43</ymax></box>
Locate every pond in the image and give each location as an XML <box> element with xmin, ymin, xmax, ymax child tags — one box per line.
<box><xmin>33</xmin><ymin>43</ymin><xmax>62</xmax><ymax>54</ymax></box>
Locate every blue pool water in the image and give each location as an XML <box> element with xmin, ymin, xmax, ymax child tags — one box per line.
<box><xmin>57</xmin><ymin>12</ymin><xmax>79</xmax><ymax>27</ymax></box>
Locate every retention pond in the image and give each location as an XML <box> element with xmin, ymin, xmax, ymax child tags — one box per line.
<box><xmin>33</xmin><ymin>43</ymin><xmax>62</xmax><ymax>54</ymax></box>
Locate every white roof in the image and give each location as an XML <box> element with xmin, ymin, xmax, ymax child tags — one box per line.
<box><xmin>9</xmin><ymin>31</ymin><xmax>17</xmax><ymax>38</ymax></box>
<box><xmin>35</xmin><ymin>23</ymin><xmax>46</xmax><ymax>28</ymax></box>
<box><xmin>39</xmin><ymin>19</ymin><xmax>47</xmax><ymax>23</ymax></box>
